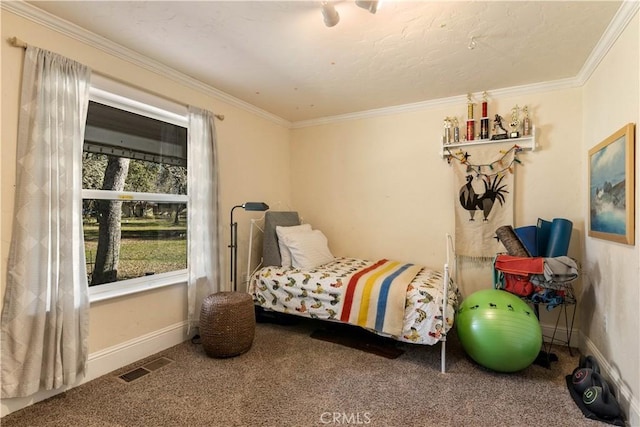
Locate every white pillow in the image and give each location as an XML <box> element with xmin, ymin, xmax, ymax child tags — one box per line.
<box><xmin>282</xmin><ymin>229</ymin><xmax>335</xmax><ymax>270</ymax></box>
<box><xmin>276</xmin><ymin>224</ymin><xmax>312</xmax><ymax>267</ymax></box>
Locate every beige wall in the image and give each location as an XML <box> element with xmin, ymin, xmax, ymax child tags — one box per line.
<box><xmin>1</xmin><ymin>11</ymin><xmax>291</xmax><ymax>354</ymax></box>
<box><xmin>291</xmin><ymin>88</ymin><xmax>584</xmax><ymax>299</ymax></box>
<box><xmin>582</xmin><ymin>11</ymin><xmax>639</xmax><ymax>424</ymax></box>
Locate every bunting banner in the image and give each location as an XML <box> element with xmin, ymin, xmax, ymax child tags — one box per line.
<box><xmin>449</xmin><ymin>145</ymin><xmax>519</xmax><ymax>262</ymax></box>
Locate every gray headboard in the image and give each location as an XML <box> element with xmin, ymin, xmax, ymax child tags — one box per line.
<box><xmin>263</xmin><ymin>211</ymin><xmax>300</xmax><ymax>267</ymax></box>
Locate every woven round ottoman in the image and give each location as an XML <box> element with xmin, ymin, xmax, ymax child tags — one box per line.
<box><xmin>200</xmin><ymin>292</ymin><xmax>256</xmax><ymax>358</ymax></box>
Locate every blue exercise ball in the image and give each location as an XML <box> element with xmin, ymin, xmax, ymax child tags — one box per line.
<box><xmin>456</xmin><ymin>289</ymin><xmax>541</xmax><ymax>372</ymax></box>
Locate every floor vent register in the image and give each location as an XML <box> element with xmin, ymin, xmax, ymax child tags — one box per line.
<box><xmin>117</xmin><ymin>356</ymin><xmax>174</xmax><ymax>383</ymax></box>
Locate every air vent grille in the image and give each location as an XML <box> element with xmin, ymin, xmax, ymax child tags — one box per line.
<box><xmin>118</xmin><ymin>367</ymin><xmax>150</xmax><ymax>383</ymax></box>
<box><xmin>117</xmin><ymin>356</ymin><xmax>174</xmax><ymax>383</ymax></box>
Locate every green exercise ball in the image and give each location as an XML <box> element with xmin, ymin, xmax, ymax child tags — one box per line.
<box><xmin>456</xmin><ymin>289</ymin><xmax>541</xmax><ymax>372</ymax></box>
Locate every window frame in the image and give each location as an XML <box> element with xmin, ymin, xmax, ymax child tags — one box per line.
<box><xmin>85</xmin><ymin>78</ymin><xmax>189</xmax><ymax>303</ymax></box>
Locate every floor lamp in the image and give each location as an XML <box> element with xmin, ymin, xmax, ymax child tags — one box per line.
<box><xmin>229</xmin><ymin>202</ymin><xmax>269</xmax><ymax>292</ymax></box>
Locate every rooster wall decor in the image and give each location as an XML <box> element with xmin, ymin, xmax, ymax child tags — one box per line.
<box><xmin>459</xmin><ymin>174</ymin><xmax>509</xmax><ymax>221</ymax></box>
<box><xmin>451</xmin><ymin>145</ymin><xmax>517</xmax><ymax>260</ymax></box>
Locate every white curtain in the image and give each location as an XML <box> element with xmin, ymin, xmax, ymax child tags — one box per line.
<box><xmin>187</xmin><ymin>107</ymin><xmax>222</xmax><ymax>333</ymax></box>
<box><xmin>1</xmin><ymin>47</ymin><xmax>91</xmax><ymax>398</ymax></box>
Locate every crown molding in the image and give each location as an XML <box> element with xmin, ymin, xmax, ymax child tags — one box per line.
<box><xmin>291</xmin><ymin>77</ymin><xmax>579</xmax><ymax>129</ymax></box>
<box><xmin>576</xmin><ymin>0</ymin><xmax>640</xmax><ymax>85</ymax></box>
<box><xmin>2</xmin><ymin>1</ymin><xmax>292</xmax><ymax>129</ymax></box>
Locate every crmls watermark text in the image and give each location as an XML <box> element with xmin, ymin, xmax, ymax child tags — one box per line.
<box><xmin>319</xmin><ymin>412</ymin><xmax>372</xmax><ymax>425</ymax></box>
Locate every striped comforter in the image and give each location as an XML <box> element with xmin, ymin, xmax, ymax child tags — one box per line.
<box><xmin>340</xmin><ymin>259</ymin><xmax>422</xmax><ymax>336</ymax></box>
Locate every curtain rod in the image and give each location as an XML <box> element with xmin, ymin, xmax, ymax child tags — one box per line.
<box><xmin>7</xmin><ymin>36</ymin><xmax>225</xmax><ymax>122</ymax></box>
<box><xmin>9</xmin><ymin>36</ymin><xmax>27</xmax><ymax>48</ymax></box>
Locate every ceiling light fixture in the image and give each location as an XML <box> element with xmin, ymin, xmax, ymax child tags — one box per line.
<box><xmin>468</xmin><ymin>36</ymin><xmax>477</xmax><ymax>50</ymax></box>
<box><xmin>321</xmin><ymin>2</ymin><xmax>340</xmax><ymax>27</ymax></box>
<box><xmin>322</xmin><ymin>1</ymin><xmax>380</xmax><ymax>27</ymax></box>
<box><xmin>355</xmin><ymin>0</ymin><xmax>379</xmax><ymax>14</ymax></box>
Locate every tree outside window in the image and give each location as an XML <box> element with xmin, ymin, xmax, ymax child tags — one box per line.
<box><xmin>82</xmin><ymin>101</ymin><xmax>188</xmax><ymax>286</ymax></box>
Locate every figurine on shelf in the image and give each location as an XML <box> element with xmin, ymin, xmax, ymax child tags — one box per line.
<box><xmin>491</xmin><ymin>114</ymin><xmax>509</xmax><ymax>140</ymax></box>
<box><xmin>480</xmin><ymin>92</ymin><xmax>489</xmax><ymax>139</ymax></box>
<box><xmin>453</xmin><ymin>117</ymin><xmax>460</xmax><ymax>143</ymax></box>
<box><xmin>466</xmin><ymin>93</ymin><xmax>475</xmax><ymax>141</ymax></box>
<box><xmin>522</xmin><ymin>105</ymin><xmax>531</xmax><ymax>136</ymax></box>
<box><xmin>509</xmin><ymin>105</ymin><xmax>521</xmax><ymax>138</ymax></box>
<box><xmin>443</xmin><ymin>117</ymin><xmax>453</xmax><ymax>144</ymax></box>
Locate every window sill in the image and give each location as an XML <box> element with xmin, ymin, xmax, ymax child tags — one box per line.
<box><xmin>88</xmin><ymin>269</ymin><xmax>187</xmax><ymax>303</ymax></box>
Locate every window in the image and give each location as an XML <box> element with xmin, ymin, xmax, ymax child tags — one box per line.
<box><xmin>83</xmin><ymin>84</ymin><xmax>189</xmax><ymax>301</ymax></box>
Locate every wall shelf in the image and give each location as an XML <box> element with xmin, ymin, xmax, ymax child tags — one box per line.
<box><xmin>440</xmin><ymin>127</ymin><xmax>536</xmax><ymax>158</ymax></box>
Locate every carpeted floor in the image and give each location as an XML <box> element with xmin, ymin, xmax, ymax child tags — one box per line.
<box><xmin>1</xmin><ymin>318</ymin><xmax>607</xmax><ymax>426</ymax></box>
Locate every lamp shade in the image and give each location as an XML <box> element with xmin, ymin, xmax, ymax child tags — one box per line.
<box><xmin>242</xmin><ymin>202</ymin><xmax>269</xmax><ymax>211</ymax></box>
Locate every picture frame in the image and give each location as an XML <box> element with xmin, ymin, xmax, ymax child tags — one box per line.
<box><xmin>588</xmin><ymin>123</ymin><xmax>635</xmax><ymax>245</ymax></box>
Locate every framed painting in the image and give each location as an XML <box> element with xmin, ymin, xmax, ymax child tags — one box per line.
<box><xmin>588</xmin><ymin>123</ymin><xmax>635</xmax><ymax>245</ymax></box>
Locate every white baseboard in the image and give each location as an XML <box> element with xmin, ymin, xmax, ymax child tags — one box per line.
<box><xmin>580</xmin><ymin>332</ymin><xmax>639</xmax><ymax>426</ymax></box>
<box><xmin>1</xmin><ymin>321</ymin><xmax>189</xmax><ymax>418</ymax></box>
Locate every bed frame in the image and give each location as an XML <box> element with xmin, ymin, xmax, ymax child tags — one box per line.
<box><xmin>246</xmin><ymin>211</ymin><xmax>455</xmax><ymax>373</ymax></box>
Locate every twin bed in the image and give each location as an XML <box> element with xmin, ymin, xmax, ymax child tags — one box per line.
<box><xmin>248</xmin><ymin>211</ymin><xmax>459</xmax><ymax>372</ymax></box>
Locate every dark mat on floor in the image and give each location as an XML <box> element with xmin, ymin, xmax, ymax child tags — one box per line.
<box><xmin>310</xmin><ymin>324</ymin><xmax>404</xmax><ymax>359</ymax></box>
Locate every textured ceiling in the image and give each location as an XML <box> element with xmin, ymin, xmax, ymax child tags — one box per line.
<box><xmin>28</xmin><ymin>1</ymin><xmax>622</xmax><ymax>123</ymax></box>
